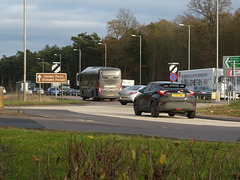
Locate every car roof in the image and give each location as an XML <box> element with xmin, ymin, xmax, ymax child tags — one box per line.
<box><xmin>150</xmin><ymin>81</ymin><xmax>185</xmax><ymax>85</ymax></box>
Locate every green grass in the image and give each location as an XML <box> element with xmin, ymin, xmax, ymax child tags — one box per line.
<box><xmin>0</xmin><ymin>127</ymin><xmax>239</xmax><ymax>179</ymax></box>
<box><xmin>1</xmin><ymin>95</ymin><xmax>240</xmax><ymax>178</ymax></box>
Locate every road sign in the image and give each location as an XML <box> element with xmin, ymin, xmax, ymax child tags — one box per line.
<box><xmin>223</xmin><ymin>56</ymin><xmax>240</xmax><ymax>68</ymax></box>
<box><xmin>36</xmin><ymin>73</ymin><xmax>67</xmax><ymax>83</ymax></box>
<box><xmin>223</xmin><ymin>56</ymin><xmax>240</xmax><ymax>76</ymax></box>
<box><xmin>169</xmin><ymin>65</ymin><xmax>178</xmax><ymax>74</ymax></box>
<box><xmin>169</xmin><ymin>73</ymin><xmax>178</xmax><ymax>81</ymax></box>
<box><xmin>52</xmin><ymin>62</ymin><xmax>61</xmax><ymax>73</ymax></box>
<box><xmin>227</xmin><ymin>69</ymin><xmax>240</xmax><ymax>77</ymax></box>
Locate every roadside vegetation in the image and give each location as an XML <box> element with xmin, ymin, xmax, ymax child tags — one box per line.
<box><xmin>1</xmin><ymin>94</ymin><xmax>240</xmax><ymax>178</ymax></box>
<box><xmin>197</xmin><ymin>100</ymin><xmax>240</xmax><ymax>118</ymax></box>
<box><xmin>0</xmin><ymin>127</ymin><xmax>239</xmax><ymax>179</ymax></box>
<box><xmin>3</xmin><ymin>93</ymin><xmax>87</xmax><ymax>106</ymax></box>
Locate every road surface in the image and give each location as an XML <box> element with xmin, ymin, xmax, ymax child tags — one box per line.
<box><xmin>2</xmin><ymin>100</ymin><xmax>240</xmax><ymax>142</ymax></box>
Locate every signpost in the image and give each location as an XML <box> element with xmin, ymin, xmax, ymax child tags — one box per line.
<box><xmin>168</xmin><ymin>62</ymin><xmax>179</xmax><ymax>82</ymax></box>
<box><xmin>223</xmin><ymin>56</ymin><xmax>240</xmax><ymax>103</ymax></box>
<box><xmin>223</xmin><ymin>56</ymin><xmax>240</xmax><ymax>68</ymax></box>
<box><xmin>223</xmin><ymin>56</ymin><xmax>240</xmax><ymax>77</ymax></box>
<box><xmin>36</xmin><ymin>73</ymin><xmax>67</xmax><ymax>83</ymax></box>
<box><xmin>227</xmin><ymin>69</ymin><xmax>240</xmax><ymax>77</ymax></box>
<box><xmin>51</xmin><ymin>62</ymin><xmax>61</xmax><ymax>73</ymax></box>
<box><xmin>169</xmin><ymin>73</ymin><xmax>178</xmax><ymax>81</ymax></box>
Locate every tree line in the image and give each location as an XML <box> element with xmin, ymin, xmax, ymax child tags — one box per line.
<box><xmin>1</xmin><ymin>0</ymin><xmax>240</xmax><ymax>91</ymax></box>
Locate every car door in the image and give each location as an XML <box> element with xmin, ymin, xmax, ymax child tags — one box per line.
<box><xmin>138</xmin><ymin>83</ymin><xmax>155</xmax><ymax>110</ymax></box>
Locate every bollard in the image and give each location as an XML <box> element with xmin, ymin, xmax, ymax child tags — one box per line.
<box><xmin>0</xmin><ymin>86</ymin><xmax>4</xmax><ymax>110</ymax></box>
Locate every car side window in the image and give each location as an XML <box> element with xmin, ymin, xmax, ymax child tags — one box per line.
<box><xmin>144</xmin><ymin>84</ymin><xmax>153</xmax><ymax>92</ymax></box>
<box><xmin>151</xmin><ymin>84</ymin><xmax>157</xmax><ymax>91</ymax></box>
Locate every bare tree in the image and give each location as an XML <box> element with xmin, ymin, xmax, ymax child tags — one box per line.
<box><xmin>107</xmin><ymin>8</ymin><xmax>140</xmax><ymax>39</ymax></box>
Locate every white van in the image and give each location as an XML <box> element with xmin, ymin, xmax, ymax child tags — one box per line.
<box><xmin>3</xmin><ymin>87</ymin><xmax>6</xmax><ymax>94</ymax></box>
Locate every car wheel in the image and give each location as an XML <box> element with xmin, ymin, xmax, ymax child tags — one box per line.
<box><xmin>134</xmin><ymin>101</ymin><xmax>142</xmax><ymax>115</ymax></box>
<box><xmin>120</xmin><ymin>101</ymin><xmax>127</xmax><ymax>105</ymax></box>
<box><xmin>150</xmin><ymin>101</ymin><xmax>159</xmax><ymax>117</ymax></box>
<box><xmin>187</xmin><ymin>111</ymin><xmax>195</xmax><ymax>119</ymax></box>
<box><xmin>168</xmin><ymin>112</ymin><xmax>175</xmax><ymax>117</ymax></box>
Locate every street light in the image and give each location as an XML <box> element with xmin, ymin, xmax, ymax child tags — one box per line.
<box><xmin>37</xmin><ymin>58</ymin><xmax>44</xmax><ymax>73</ymax></box>
<box><xmin>23</xmin><ymin>0</ymin><xmax>27</xmax><ymax>101</ymax></box>
<box><xmin>54</xmin><ymin>53</ymin><xmax>63</xmax><ymax>101</ymax></box>
<box><xmin>179</xmin><ymin>23</ymin><xmax>191</xmax><ymax>70</ymax></box>
<box><xmin>54</xmin><ymin>54</ymin><xmax>62</xmax><ymax>73</ymax></box>
<box><xmin>73</xmin><ymin>49</ymin><xmax>81</xmax><ymax>73</ymax></box>
<box><xmin>98</xmin><ymin>43</ymin><xmax>107</xmax><ymax>67</ymax></box>
<box><xmin>131</xmin><ymin>34</ymin><xmax>142</xmax><ymax>85</ymax></box>
<box><xmin>216</xmin><ymin>0</ymin><xmax>220</xmax><ymax>102</ymax></box>
<box><xmin>37</xmin><ymin>58</ymin><xmax>44</xmax><ymax>102</ymax></box>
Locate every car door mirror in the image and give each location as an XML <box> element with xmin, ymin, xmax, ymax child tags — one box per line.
<box><xmin>139</xmin><ymin>88</ymin><xmax>145</xmax><ymax>93</ymax></box>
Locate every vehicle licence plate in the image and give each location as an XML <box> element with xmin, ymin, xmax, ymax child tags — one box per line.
<box><xmin>121</xmin><ymin>97</ymin><xmax>127</xmax><ymax>99</ymax></box>
<box><xmin>172</xmin><ymin>94</ymin><xmax>185</xmax><ymax>97</ymax></box>
<box><xmin>108</xmin><ymin>94</ymin><xmax>114</xmax><ymax>96</ymax></box>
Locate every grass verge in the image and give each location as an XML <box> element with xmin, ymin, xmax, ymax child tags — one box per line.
<box><xmin>3</xmin><ymin>93</ymin><xmax>87</xmax><ymax>106</ymax></box>
<box><xmin>197</xmin><ymin>100</ymin><xmax>240</xmax><ymax>118</ymax></box>
<box><xmin>0</xmin><ymin>127</ymin><xmax>240</xmax><ymax>179</ymax></box>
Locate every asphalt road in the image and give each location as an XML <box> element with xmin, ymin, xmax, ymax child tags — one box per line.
<box><xmin>2</xmin><ymin>99</ymin><xmax>240</xmax><ymax>142</ymax></box>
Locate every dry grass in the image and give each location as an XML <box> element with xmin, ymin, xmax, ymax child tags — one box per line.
<box><xmin>4</xmin><ymin>93</ymin><xmax>57</xmax><ymax>102</ymax></box>
<box><xmin>2</xmin><ymin>93</ymin><xmax>86</xmax><ymax>106</ymax></box>
<box><xmin>197</xmin><ymin>102</ymin><xmax>240</xmax><ymax>118</ymax></box>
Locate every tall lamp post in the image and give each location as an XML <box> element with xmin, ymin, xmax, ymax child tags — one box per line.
<box><xmin>131</xmin><ymin>34</ymin><xmax>142</xmax><ymax>85</ymax></box>
<box><xmin>37</xmin><ymin>58</ymin><xmax>44</xmax><ymax>73</ymax></box>
<box><xmin>37</xmin><ymin>58</ymin><xmax>44</xmax><ymax>102</ymax></box>
<box><xmin>23</xmin><ymin>0</ymin><xmax>27</xmax><ymax>101</ymax></box>
<box><xmin>216</xmin><ymin>0</ymin><xmax>220</xmax><ymax>102</ymax></box>
<box><xmin>54</xmin><ymin>54</ymin><xmax>62</xmax><ymax>72</ymax></box>
<box><xmin>179</xmin><ymin>24</ymin><xmax>191</xmax><ymax>70</ymax></box>
<box><xmin>73</xmin><ymin>49</ymin><xmax>82</xmax><ymax>73</ymax></box>
<box><xmin>54</xmin><ymin>54</ymin><xmax>63</xmax><ymax>101</ymax></box>
<box><xmin>98</xmin><ymin>43</ymin><xmax>107</xmax><ymax>67</ymax></box>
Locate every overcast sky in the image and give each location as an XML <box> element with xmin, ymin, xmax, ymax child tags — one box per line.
<box><xmin>1</xmin><ymin>0</ymin><xmax>240</xmax><ymax>58</ymax></box>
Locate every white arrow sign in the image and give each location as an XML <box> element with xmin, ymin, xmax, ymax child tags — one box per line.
<box><xmin>37</xmin><ymin>74</ymin><xmax>42</xmax><ymax>82</ymax></box>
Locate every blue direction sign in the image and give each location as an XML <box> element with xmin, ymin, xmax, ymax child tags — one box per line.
<box><xmin>169</xmin><ymin>73</ymin><xmax>178</xmax><ymax>81</ymax></box>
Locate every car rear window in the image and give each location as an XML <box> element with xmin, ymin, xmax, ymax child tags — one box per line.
<box><xmin>160</xmin><ymin>84</ymin><xmax>186</xmax><ymax>88</ymax></box>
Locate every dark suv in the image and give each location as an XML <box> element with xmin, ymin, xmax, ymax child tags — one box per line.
<box><xmin>134</xmin><ymin>81</ymin><xmax>196</xmax><ymax>118</ymax></box>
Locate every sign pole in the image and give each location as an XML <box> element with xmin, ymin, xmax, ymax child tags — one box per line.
<box><xmin>233</xmin><ymin>61</ymin><xmax>236</xmax><ymax>102</ymax></box>
<box><xmin>61</xmin><ymin>83</ymin><xmax>63</xmax><ymax>102</ymax></box>
<box><xmin>55</xmin><ymin>87</ymin><xmax>57</xmax><ymax>99</ymax></box>
<box><xmin>39</xmin><ymin>83</ymin><xmax>41</xmax><ymax>102</ymax></box>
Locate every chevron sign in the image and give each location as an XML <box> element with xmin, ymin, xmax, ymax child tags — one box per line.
<box><xmin>52</xmin><ymin>62</ymin><xmax>61</xmax><ymax>73</ymax></box>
